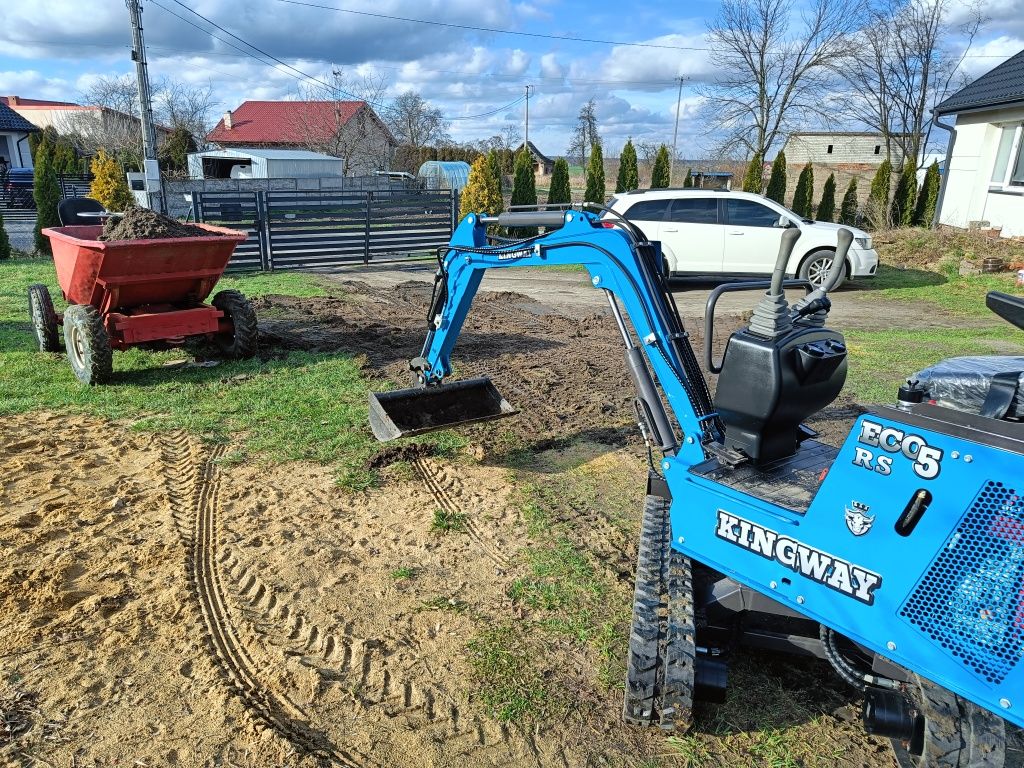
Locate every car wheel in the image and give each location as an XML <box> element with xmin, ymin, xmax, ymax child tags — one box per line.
<box><xmin>799</xmin><ymin>250</ymin><xmax>847</xmax><ymax>290</ymax></box>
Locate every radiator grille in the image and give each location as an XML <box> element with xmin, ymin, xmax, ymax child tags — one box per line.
<box><xmin>900</xmin><ymin>481</ymin><xmax>1024</xmax><ymax>685</ymax></box>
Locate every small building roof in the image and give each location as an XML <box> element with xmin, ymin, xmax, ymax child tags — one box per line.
<box><xmin>0</xmin><ymin>101</ymin><xmax>39</xmax><ymax>133</ymax></box>
<box><xmin>206</xmin><ymin>100</ymin><xmax>388</xmax><ymax>145</ymax></box>
<box><xmin>518</xmin><ymin>140</ymin><xmax>552</xmax><ymax>163</ymax></box>
<box><xmin>1</xmin><ymin>95</ymin><xmax>80</xmax><ymax>108</ymax></box>
<box><xmin>190</xmin><ymin>147</ymin><xmax>343</xmax><ymax>161</ymax></box>
<box><xmin>786</xmin><ymin>131</ymin><xmax>914</xmax><ymax>138</ymax></box>
<box><xmin>934</xmin><ymin>49</ymin><xmax>1024</xmax><ymax>115</ymax></box>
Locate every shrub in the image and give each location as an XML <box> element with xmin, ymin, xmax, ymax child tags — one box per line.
<box><xmin>616</xmin><ymin>139</ymin><xmax>639</xmax><ymax>193</ymax></box>
<box><xmin>765</xmin><ymin>152</ymin><xmax>787</xmax><ymax>204</ymax></box>
<box><xmin>89</xmin><ymin>149</ymin><xmax>134</xmax><ymax>211</ymax></box>
<box><xmin>816</xmin><ymin>172</ymin><xmax>837</xmax><ymax>222</ymax></box>
<box><xmin>791</xmin><ymin>163</ymin><xmax>814</xmax><ymax>218</ymax></box>
<box><xmin>511</xmin><ymin>147</ymin><xmax>538</xmax><ymax>209</ymax></box>
<box><xmin>650</xmin><ymin>146</ymin><xmax>670</xmax><ymax>188</ymax></box>
<box><xmin>583</xmin><ymin>142</ymin><xmax>606</xmax><ymax>203</ymax></box>
<box><xmin>683</xmin><ymin>168</ymin><xmax>693</xmax><ymax>188</ymax></box>
<box><xmin>547</xmin><ymin>158</ymin><xmax>571</xmax><ymax>205</ymax></box>
<box><xmin>0</xmin><ymin>208</ymin><xmax>11</xmax><ymax>260</ymax></box>
<box><xmin>33</xmin><ymin>140</ymin><xmax>62</xmax><ymax>255</ymax></box>
<box><xmin>486</xmin><ymin>150</ymin><xmax>505</xmax><ymax>215</ymax></box>
<box><xmin>742</xmin><ymin>150</ymin><xmax>763</xmax><ymax>193</ymax></box>
<box><xmin>914</xmin><ymin>160</ymin><xmax>941</xmax><ymax>227</ymax></box>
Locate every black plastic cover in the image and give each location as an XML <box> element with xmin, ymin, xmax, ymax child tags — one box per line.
<box><xmin>913</xmin><ymin>356</ymin><xmax>1024</xmax><ymax>419</ymax></box>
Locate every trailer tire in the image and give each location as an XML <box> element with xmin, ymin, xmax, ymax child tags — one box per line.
<box><xmin>212</xmin><ymin>290</ymin><xmax>257</xmax><ymax>359</ymax></box>
<box><xmin>623</xmin><ymin>494</ymin><xmax>695</xmax><ymax>731</ymax></box>
<box><xmin>28</xmin><ymin>283</ymin><xmax>61</xmax><ymax>352</ymax></box>
<box><xmin>62</xmin><ymin>304</ymin><xmax>112</xmax><ymax>385</ymax></box>
<box><xmin>893</xmin><ymin>673</ymin><xmax>1005</xmax><ymax>768</ymax></box>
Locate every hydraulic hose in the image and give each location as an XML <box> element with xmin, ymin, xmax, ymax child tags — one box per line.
<box><xmin>819</xmin><ymin>625</ymin><xmax>901</xmax><ymax>692</ymax></box>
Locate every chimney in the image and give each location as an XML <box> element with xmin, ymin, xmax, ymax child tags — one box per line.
<box><xmin>223</xmin><ymin>109</ymin><xmax>233</xmax><ymax>129</ymax></box>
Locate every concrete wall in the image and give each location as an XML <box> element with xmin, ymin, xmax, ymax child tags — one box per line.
<box><xmin>939</xmin><ymin>105</ymin><xmax>1024</xmax><ymax>238</ymax></box>
<box><xmin>782</xmin><ymin>133</ymin><xmax>908</xmax><ymax>167</ymax></box>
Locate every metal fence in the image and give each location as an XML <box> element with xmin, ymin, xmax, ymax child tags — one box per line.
<box><xmin>0</xmin><ymin>173</ymin><xmax>94</xmax><ymax>221</ymax></box>
<box><xmin>194</xmin><ymin>189</ymin><xmax>457</xmax><ymax>271</ymax></box>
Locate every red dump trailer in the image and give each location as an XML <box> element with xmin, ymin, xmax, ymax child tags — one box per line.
<box><xmin>30</xmin><ymin>223</ymin><xmax>256</xmax><ymax>384</ymax></box>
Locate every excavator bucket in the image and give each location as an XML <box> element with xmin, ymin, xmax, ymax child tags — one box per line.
<box><xmin>368</xmin><ymin>377</ymin><xmax>516</xmax><ymax>442</ymax></box>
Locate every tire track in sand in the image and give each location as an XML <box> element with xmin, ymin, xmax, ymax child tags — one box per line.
<box><xmin>160</xmin><ymin>432</ymin><xmax>367</xmax><ymax>767</ymax></box>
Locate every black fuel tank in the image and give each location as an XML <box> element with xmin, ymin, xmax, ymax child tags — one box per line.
<box><xmin>713</xmin><ymin>325</ymin><xmax>847</xmax><ymax>464</ymax></box>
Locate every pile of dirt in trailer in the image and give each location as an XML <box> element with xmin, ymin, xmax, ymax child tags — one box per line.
<box><xmin>255</xmin><ymin>280</ymin><xmax>748</xmax><ymax>450</ymax></box>
<box><xmin>99</xmin><ymin>207</ymin><xmax>215</xmax><ymax>241</ymax></box>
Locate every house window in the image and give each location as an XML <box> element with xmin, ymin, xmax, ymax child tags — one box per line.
<box><xmin>990</xmin><ymin>123</ymin><xmax>1024</xmax><ymax>190</ymax></box>
<box><xmin>874</xmin><ymin>145</ymin><xmax>881</xmax><ymax>155</ymax></box>
<box><xmin>827</xmin><ymin>144</ymin><xmax>834</xmax><ymax>154</ymax></box>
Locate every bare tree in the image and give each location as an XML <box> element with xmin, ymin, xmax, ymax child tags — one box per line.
<box><xmin>566</xmin><ymin>98</ymin><xmax>600</xmax><ymax>172</ymax></box>
<box><xmin>293</xmin><ymin>69</ymin><xmax>395</xmax><ymax>173</ymax></box>
<box><xmin>838</xmin><ymin>0</ymin><xmax>985</xmax><ymax>164</ymax></box>
<box><xmin>699</xmin><ymin>0</ymin><xmax>862</xmax><ymax>158</ymax></box>
<box><xmin>154</xmin><ymin>78</ymin><xmax>216</xmax><ymax>147</ymax></box>
<box><xmin>385</xmin><ymin>91</ymin><xmax>450</xmax><ymax>149</ymax></box>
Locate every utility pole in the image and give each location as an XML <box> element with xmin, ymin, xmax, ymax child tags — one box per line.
<box><xmin>669</xmin><ymin>76</ymin><xmax>685</xmax><ymax>186</ymax></box>
<box><xmin>524</xmin><ymin>85</ymin><xmax>533</xmax><ymax>149</ymax></box>
<box><xmin>126</xmin><ymin>0</ymin><xmax>161</xmax><ymax>211</ymax></box>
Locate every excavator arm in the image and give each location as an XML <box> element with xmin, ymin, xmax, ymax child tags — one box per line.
<box><xmin>370</xmin><ymin>209</ymin><xmax>719</xmax><ymax>466</ymax></box>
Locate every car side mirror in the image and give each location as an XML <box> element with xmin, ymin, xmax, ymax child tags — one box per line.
<box><xmin>775</xmin><ymin>215</ymin><xmax>794</xmax><ymax>228</ymax></box>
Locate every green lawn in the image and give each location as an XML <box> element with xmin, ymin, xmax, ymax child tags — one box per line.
<box><xmin>0</xmin><ymin>255</ymin><xmax>460</xmax><ymax>489</ymax></box>
<box><xmin>864</xmin><ymin>263</ymin><xmax>1022</xmax><ymax>318</ymax></box>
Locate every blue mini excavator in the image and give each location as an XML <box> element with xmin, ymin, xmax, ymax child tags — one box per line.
<box><xmin>369</xmin><ymin>207</ymin><xmax>1024</xmax><ymax>766</ymax></box>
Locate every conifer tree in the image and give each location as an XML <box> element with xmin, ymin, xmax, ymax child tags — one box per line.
<box><xmin>547</xmin><ymin>158</ymin><xmax>571</xmax><ymax>205</ymax></box>
<box><xmin>33</xmin><ymin>139</ymin><xmax>62</xmax><ymax>255</ymax></box>
<box><xmin>839</xmin><ymin>178</ymin><xmax>859</xmax><ymax>225</ymax></box>
<box><xmin>742</xmin><ymin>150</ymin><xmax>763</xmax><ymax>192</ymax></box>
<box><xmin>459</xmin><ymin>155</ymin><xmax>503</xmax><ymax>220</ymax></box>
<box><xmin>765</xmin><ymin>152</ymin><xmax>787</xmax><ymax>204</ymax></box>
<box><xmin>89</xmin><ymin>149</ymin><xmax>133</xmax><ymax>212</ymax></box>
<box><xmin>584</xmin><ymin>142</ymin><xmax>606</xmax><ymax>203</ymax></box>
<box><xmin>486</xmin><ymin>150</ymin><xmax>505</xmax><ymax>215</ymax></box>
<box><xmin>616</xmin><ymin>139</ymin><xmax>639</xmax><ymax>193</ymax></box>
<box><xmin>683</xmin><ymin>168</ymin><xmax>693</xmax><ymax>188</ymax></box>
<box><xmin>816</xmin><ymin>172</ymin><xmax>837</xmax><ymax>222</ymax></box>
<box><xmin>890</xmin><ymin>160</ymin><xmax>918</xmax><ymax>228</ymax></box>
<box><xmin>914</xmin><ymin>160</ymin><xmax>941</xmax><ymax>227</ymax></box>
<box><xmin>867</xmin><ymin>158</ymin><xmax>893</xmax><ymax>227</ymax></box>
<box><xmin>650</xmin><ymin>146</ymin><xmax>671</xmax><ymax>188</ymax></box>
<box><xmin>791</xmin><ymin>163</ymin><xmax>814</xmax><ymax>218</ymax></box>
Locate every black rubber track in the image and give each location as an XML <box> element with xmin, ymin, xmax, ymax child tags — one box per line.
<box><xmin>62</xmin><ymin>304</ymin><xmax>113</xmax><ymax>385</ymax></box>
<box><xmin>893</xmin><ymin>672</ymin><xmax>1005</xmax><ymax>768</ymax></box>
<box><xmin>212</xmin><ymin>289</ymin><xmax>258</xmax><ymax>359</ymax></box>
<box><xmin>28</xmin><ymin>283</ymin><xmax>61</xmax><ymax>352</ymax></box>
<box><xmin>622</xmin><ymin>494</ymin><xmax>696</xmax><ymax>731</ymax></box>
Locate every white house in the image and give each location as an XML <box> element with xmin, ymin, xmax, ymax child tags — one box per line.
<box><xmin>933</xmin><ymin>49</ymin><xmax>1024</xmax><ymax>237</ymax></box>
<box><xmin>0</xmin><ymin>100</ymin><xmax>38</xmax><ymax>169</ymax></box>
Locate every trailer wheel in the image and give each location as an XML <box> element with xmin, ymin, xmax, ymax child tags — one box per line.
<box><xmin>623</xmin><ymin>494</ymin><xmax>696</xmax><ymax>731</ymax></box>
<box><xmin>62</xmin><ymin>304</ymin><xmax>112</xmax><ymax>385</ymax></box>
<box><xmin>893</xmin><ymin>673</ymin><xmax>1005</xmax><ymax>768</ymax></box>
<box><xmin>212</xmin><ymin>289</ymin><xmax>257</xmax><ymax>359</ymax></box>
<box><xmin>28</xmin><ymin>283</ymin><xmax>61</xmax><ymax>352</ymax></box>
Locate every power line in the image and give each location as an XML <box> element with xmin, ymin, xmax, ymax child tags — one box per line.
<box><xmin>275</xmin><ymin>0</ymin><xmax>708</xmax><ymax>51</ymax></box>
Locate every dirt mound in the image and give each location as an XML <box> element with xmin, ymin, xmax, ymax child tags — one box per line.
<box><xmin>99</xmin><ymin>207</ymin><xmax>215</xmax><ymax>241</ymax></box>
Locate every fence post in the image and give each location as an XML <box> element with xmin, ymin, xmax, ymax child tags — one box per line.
<box><xmin>451</xmin><ymin>188</ymin><xmax>458</xmax><ymax>233</ymax></box>
<box><xmin>364</xmin><ymin>190</ymin><xmax>372</xmax><ymax>264</ymax></box>
<box><xmin>259</xmin><ymin>190</ymin><xmax>273</xmax><ymax>272</ymax></box>
<box><xmin>194</xmin><ymin>192</ymin><xmax>204</xmax><ymax>223</ymax></box>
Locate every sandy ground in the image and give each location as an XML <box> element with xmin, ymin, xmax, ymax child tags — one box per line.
<box><xmin>3</xmin><ymin>279</ymin><xmax>1020</xmax><ymax>767</ymax></box>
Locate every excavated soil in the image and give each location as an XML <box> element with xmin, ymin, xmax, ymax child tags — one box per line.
<box><xmin>99</xmin><ymin>207</ymin><xmax>215</xmax><ymax>241</ymax></box>
<box><xmin>3</xmin><ymin>282</ymin><xmax>959</xmax><ymax>767</ymax></box>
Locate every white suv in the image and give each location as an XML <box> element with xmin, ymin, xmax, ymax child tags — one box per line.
<box><xmin>606</xmin><ymin>189</ymin><xmax>878</xmax><ymax>288</ymax></box>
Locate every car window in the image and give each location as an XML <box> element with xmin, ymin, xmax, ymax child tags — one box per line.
<box><xmin>623</xmin><ymin>198</ymin><xmax>671</xmax><ymax>222</ymax></box>
<box><xmin>667</xmin><ymin>197</ymin><xmax>718</xmax><ymax>224</ymax></box>
<box><xmin>726</xmin><ymin>199</ymin><xmax>781</xmax><ymax>228</ymax></box>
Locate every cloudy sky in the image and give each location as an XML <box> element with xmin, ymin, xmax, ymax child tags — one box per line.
<box><xmin>2</xmin><ymin>0</ymin><xmax>1023</xmax><ymax>157</ymax></box>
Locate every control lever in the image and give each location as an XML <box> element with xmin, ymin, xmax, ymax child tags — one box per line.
<box><xmin>790</xmin><ymin>228</ymin><xmax>853</xmax><ymax>327</ymax></box>
<box><xmin>747</xmin><ymin>228</ymin><xmax>802</xmax><ymax>339</ymax></box>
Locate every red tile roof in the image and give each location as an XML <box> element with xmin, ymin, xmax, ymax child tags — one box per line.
<box><xmin>1</xmin><ymin>96</ymin><xmax>81</xmax><ymax>108</ymax></box>
<box><xmin>206</xmin><ymin>100</ymin><xmax>370</xmax><ymax>145</ymax></box>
